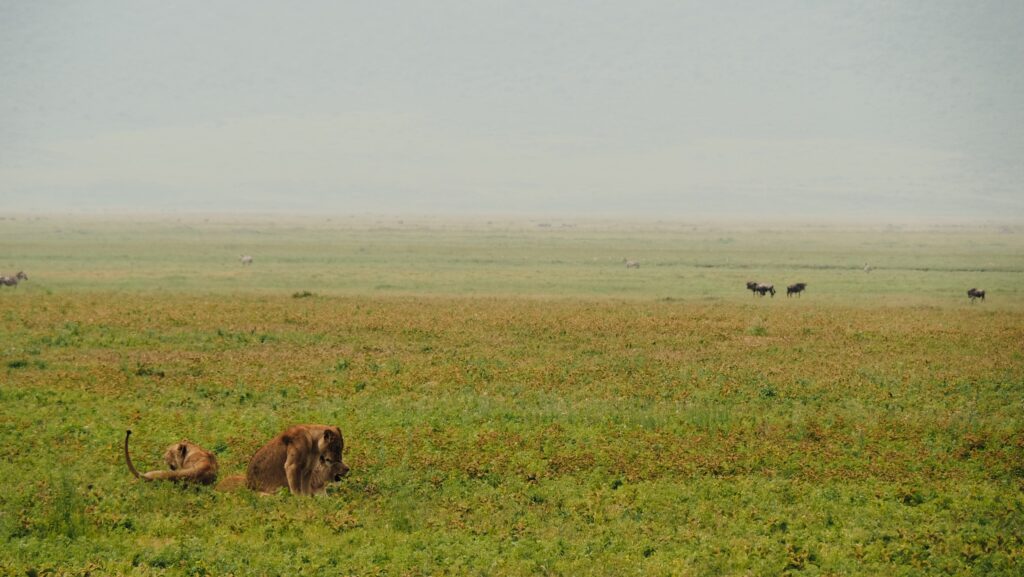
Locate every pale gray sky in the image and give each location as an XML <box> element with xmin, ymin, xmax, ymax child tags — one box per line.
<box><xmin>1</xmin><ymin>1</ymin><xmax>1022</xmax><ymax>218</ymax></box>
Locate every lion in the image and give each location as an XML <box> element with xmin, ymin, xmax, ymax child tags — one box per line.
<box><xmin>124</xmin><ymin>430</ymin><xmax>218</xmax><ymax>485</ymax></box>
<box><xmin>242</xmin><ymin>424</ymin><xmax>349</xmax><ymax>495</ymax></box>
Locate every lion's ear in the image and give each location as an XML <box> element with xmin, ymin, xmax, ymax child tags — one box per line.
<box><xmin>178</xmin><ymin>444</ymin><xmax>188</xmax><ymax>460</ymax></box>
<box><xmin>281</xmin><ymin>434</ymin><xmax>293</xmax><ymax>446</ymax></box>
<box><xmin>323</xmin><ymin>429</ymin><xmax>338</xmax><ymax>444</ymax></box>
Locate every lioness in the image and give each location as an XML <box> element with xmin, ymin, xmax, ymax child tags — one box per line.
<box><xmin>124</xmin><ymin>430</ymin><xmax>218</xmax><ymax>485</ymax></box>
<box><xmin>245</xmin><ymin>424</ymin><xmax>349</xmax><ymax>495</ymax></box>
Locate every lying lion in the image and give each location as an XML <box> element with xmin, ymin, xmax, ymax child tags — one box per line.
<box><xmin>124</xmin><ymin>430</ymin><xmax>218</xmax><ymax>485</ymax></box>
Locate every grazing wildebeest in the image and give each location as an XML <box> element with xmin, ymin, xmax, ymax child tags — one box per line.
<box><xmin>746</xmin><ymin>281</ymin><xmax>759</xmax><ymax>296</ymax></box>
<box><xmin>967</xmin><ymin>288</ymin><xmax>986</xmax><ymax>302</ymax></box>
<box><xmin>0</xmin><ymin>271</ymin><xmax>27</xmax><ymax>288</ymax></box>
<box><xmin>787</xmin><ymin>282</ymin><xmax>807</xmax><ymax>297</ymax></box>
<box><xmin>240</xmin><ymin>255</ymin><xmax>254</xmax><ymax>266</ymax></box>
<box><xmin>623</xmin><ymin>259</ymin><xmax>640</xmax><ymax>269</ymax></box>
<box><xmin>755</xmin><ymin>283</ymin><xmax>776</xmax><ymax>297</ymax></box>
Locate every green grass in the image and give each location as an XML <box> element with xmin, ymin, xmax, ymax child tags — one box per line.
<box><xmin>0</xmin><ymin>217</ymin><xmax>1022</xmax><ymax>576</ymax></box>
<box><xmin>2</xmin><ymin>215</ymin><xmax>1022</xmax><ymax>302</ymax></box>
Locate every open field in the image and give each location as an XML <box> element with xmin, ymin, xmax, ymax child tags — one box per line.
<box><xmin>2</xmin><ymin>215</ymin><xmax>1023</xmax><ymax>303</ymax></box>
<box><xmin>1</xmin><ymin>217</ymin><xmax>1022</xmax><ymax>576</ymax></box>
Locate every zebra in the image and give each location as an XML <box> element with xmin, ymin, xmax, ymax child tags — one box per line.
<box><xmin>623</xmin><ymin>259</ymin><xmax>640</xmax><ymax>269</ymax></box>
<box><xmin>787</xmin><ymin>283</ymin><xmax>807</xmax><ymax>297</ymax></box>
<box><xmin>967</xmin><ymin>288</ymin><xmax>985</xmax><ymax>303</ymax></box>
<box><xmin>755</xmin><ymin>283</ymin><xmax>776</xmax><ymax>297</ymax></box>
<box><xmin>0</xmin><ymin>271</ymin><xmax>27</xmax><ymax>288</ymax></box>
<box><xmin>240</xmin><ymin>255</ymin><xmax>254</xmax><ymax>266</ymax></box>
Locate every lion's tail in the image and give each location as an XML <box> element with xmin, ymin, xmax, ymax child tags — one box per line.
<box><xmin>124</xmin><ymin>430</ymin><xmax>142</xmax><ymax>479</ymax></box>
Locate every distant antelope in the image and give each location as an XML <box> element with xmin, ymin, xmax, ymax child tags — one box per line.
<box><xmin>623</xmin><ymin>259</ymin><xmax>640</xmax><ymax>269</ymax></box>
<box><xmin>755</xmin><ymin>283</ymin><xmax>775</xmax><ymax>297</ymax></box>
<box><xmin>787</xmin><ymin>282</ymin><xmax>807</xmax><ymax>297</ymax></box>
<box><xmin>0</xmin><ymin>271</ymin><xmax>28</xmax><ymax>288</ymax></box>
<box><xmin>967</xmin><ymin>288</ymin><xmax>985</xmax><ymax>302</ymax></box>
<box><xmin>240</xmin><ymin>255</ymin><xmax>254</xmax><ymax>266</ymax></box>
<box><xmin>863</xmin><ymin>263</ymin><xmax>872</xmax><ymax>273</ymax></box>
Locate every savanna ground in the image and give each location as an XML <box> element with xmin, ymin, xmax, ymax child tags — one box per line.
<box><xmin>0</xmin><ymin>216</ymin><xmax>1022</xmax><ymax>576</ymax></box>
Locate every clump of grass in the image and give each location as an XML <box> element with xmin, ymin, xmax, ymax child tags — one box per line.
<box><xmin>6</xmin><ymin>359</ymin><xmax>29</xmax><ymax>369</ymax></box>
<box><xmin>292</xmin><ymin>290</ymin><xmax>315</xmax><ymax>298</ymax></box>
<box><xmin>746</xmin><ymin>319</ymin><xmax>768</xmax><ymax>336</ymax></box>
<box><xmin>43</xmin><ymin>474</ymin><xmax>86</xmax><ymax>540</ymax></box>
<box><xmin>134</xmin><ymin>363</ymin><xmax>165</xmax><ymax>378</ymax></box>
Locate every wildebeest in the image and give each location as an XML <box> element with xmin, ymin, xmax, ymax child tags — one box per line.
<box><xmin>787</xmin><ymin>282</ymin><xmax>807</xmax><ymax>297</ymax></box>
<box><xmin>746</xmin><ymin>281</ymin><xmax>759</xmax><ymax>296</ymax></box>
<box><xmin>240</xmin><ymin>255</ymin><xmax>254</xmax><ymax>266</ymax></box>
<box><xmin>967</xmin><ymin>288</ymin><xmax>986</xmax><ymax>302</ymax></box>
<box><xmin>0</xmin><ymin>271</ymin><xmax>27</xmax><ymax>288</ymax></box>
<box><xmin>623</xmin><ymin>259</ymin><xmax>640</xmax><ymax>269</ymax></box>
<box><xmin>755</xmin><ymin>283</ymin><xmax>775</xmax><ymax>297</ymax></box>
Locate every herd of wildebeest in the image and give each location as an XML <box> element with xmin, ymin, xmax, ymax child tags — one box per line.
<box><xmin>740</xmin><ymin>279</ymin><xmax>985</xmax><ymax>301</ymax></box>
<box><xmin>616</xmin><ymin>259</ymin><xmax>987</xmax><ymax>302</ymax></box>
<box><xmin>745</xmin><ymin>281</ymin><xmax>989</xmax><ymax>301</ymax></box>
<box><xmin>0</xmin><ymin>257</ymin><xmax>992</xmax><ymax>495</ymax></box>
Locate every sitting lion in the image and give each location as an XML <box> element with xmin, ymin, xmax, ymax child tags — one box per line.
<box><xmin>240</xmin><ymin>424</ymin><xmax>349</xmax><ymax>495</ymax></box>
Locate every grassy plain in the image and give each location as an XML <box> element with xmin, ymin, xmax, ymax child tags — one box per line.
<box><xmin>0</xmin><ymin>216</ymin><xmax>1022</xmax><ymax>576</ymax></box>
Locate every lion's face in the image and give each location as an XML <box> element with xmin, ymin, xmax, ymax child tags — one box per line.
<box><xmin>316</xmin><ymin>428</ymin><xmax>349</xmax><ymax>484</ymax></box>
<box><xmin>163</xmin><ymin>442</ymin><xmax>190</xmax><ymax>471</ymax></box>
<box><xmin>318</xmin><ymin>452</ymin><xmax>350</xmax><ymax>482</ymax></box>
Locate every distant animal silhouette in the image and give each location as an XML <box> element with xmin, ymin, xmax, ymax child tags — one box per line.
<box><xmin>755</xmin><ymin>283</ymin><xmax>775</xmax><ymax>297</ymax></box>
<box><xmin>746</xmin><ymin>281</ymin><xmax>759</xmax><ymax>296</ymax></box>
<box><xmin>0</xmin><ymin>271</ymin><xmax>28</xmax><ymax>288</ymax></box>
<box><xmin>623</xmin><ymin>259</ymin><xmax>640</xmax><ymax>269</ymax></box>
<box><xmin>240</xmin><ymin>255</ymin><xmax>254</xmax><ymax>266</ymax></box>
<box><xmin>967</xmin><ymin>288</ymin><xmax>985</xmax><ymax>303</ymax></box>
<box><xmin>787</xmin><ymin>283</ymin><xmax>807</xmax><ymax>297</ymax></box>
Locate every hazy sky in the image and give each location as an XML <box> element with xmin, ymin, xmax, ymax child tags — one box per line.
<box><xmin>2</xmin><ymin>1</ymin><xmax>1022</xmax><ymax>218</ymax></box>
